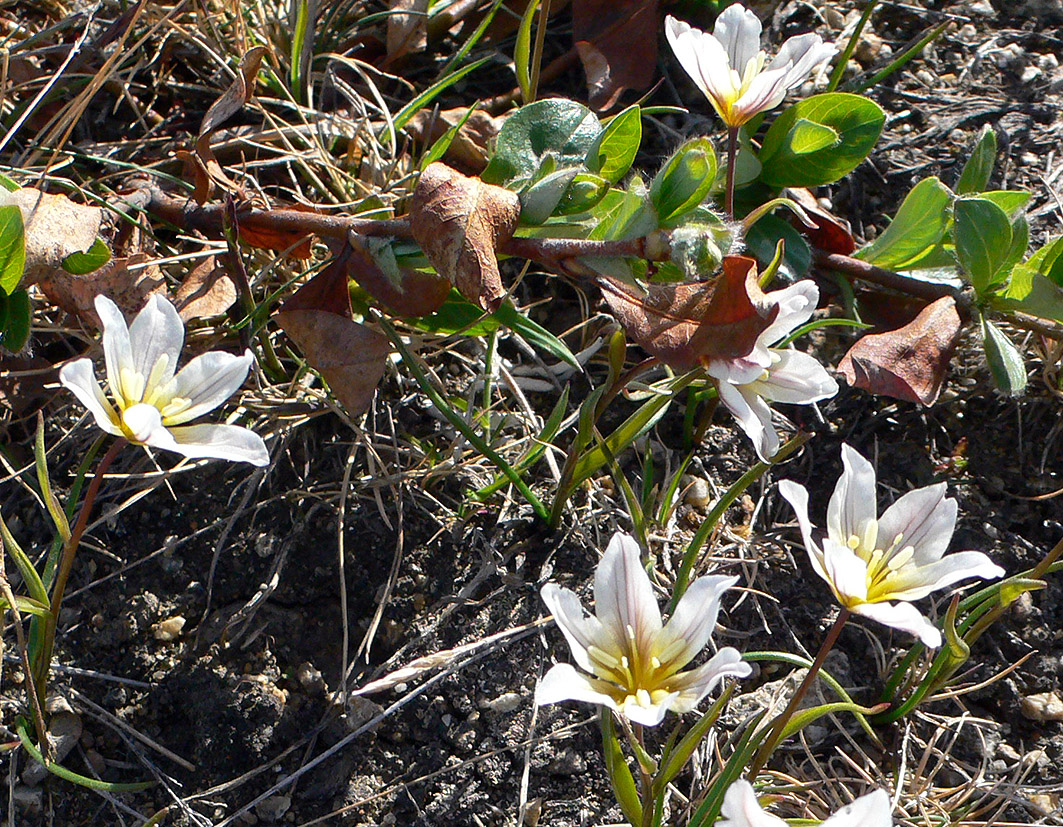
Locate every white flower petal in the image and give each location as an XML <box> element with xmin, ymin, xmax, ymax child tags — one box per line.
<box><xmin>758</xmin><ymin>350</ymin><xmax>838</xmax><ymax>405</ymax></box>
<box><xmin>666</xmin><ymin>16</ymin><xmax>735</xmax><ymax>118</ymax></box>
<box><xmin>668</xmin><ymin>647</ymin><xmax>752</xmax><ymax>712</ymax></box>
<box><xmin>163</xmin><ymin>349</ymin><xmax>253</xmax><ymax>425</ymax></box>
<box><xmin>827</xmin><ymin>444</ymin><xmax>878</xmax><ymax>547</ymax></box>
<box><xmin>718</xmin><ymin>380</ymin><xmax>778</xmax><ymax>462</ymax></box>
<box><xmin>822</xmin><ymin>538</ymin><xmax>869</xmax><ymax>602</ymax></box>
<box><xmin>881</xmin><ymin>551</ymin><xmax>1005</xmax><ymax>602</ymax></box>
<box><xmin>733</xmin><ymin>66</ymin><xmax>791</xmax><ymax>122</ymax></box>
<box><xmin>719</xmin><ymin>780</ymin><xmax>789</xmax><ymax>827</ymax></box>
<box><xmin>541</xmin><ymin>583</ymin><xmax>610</xmax><ymax>674</ymax></box>
<box><xmin>659</xmin><ymin>575</ymin><xmax>738</xmax><ymax>670</ymax></box>
<box><xmin>851</xmin><ymin>600</ymin><xmax>942</xmax><ymax>648</ymax></box>
<box><xmin>128</xmin><ymin>294</ymin><xmax>184</xmax><ymax>389</ymax></box>
<box><xmin>165</xmin><ymin>423</ymin><xmax>270</xmax><ymax>465</ymax></box>
<box><xmin>535</xmin><ymin>663</ymin><xmax>619</xmax><ymax>713</ymax></box>
<box><xmin>121</xmin><ymin>402</ymin><xmax>168</xmax><ymax>446</ymax></box>
<box><xmin>59</xmin><ymin>359</ymin><xmax>121</xmax><ymax>435</ymax></box>
<box><xmin>777</xmin><ymin>479</ymin><xmax>826</xmax><ymax>579</ymax></box>
<box><xmin>770</xmin><ymin>34</ymin><xmax>837</xmax><ymax>91</ymax></box>
<box><xmin>95</xmin><ymin>295</ymin><xmax>134</xmax><ymax>404</ymax></box>
<box><xmin>876</xmin><ymin>484</ymin><xmax>955</xmax><ymax>566</ymax></box>
<box><xmin>712</xmin><ymin>5</ymin><xmax>762</xmax><ymax>77</ymax></box>
<box><xmin>621</xmin><ymin>693</ymin><xmax>677</xmax><ymax>726</ymax></box>
<box><xmin>594</xmin><ymin>532</ymin><xmax>662</xmax><ymax>654</ymax></box>
<box><xmin>757</xmin><ymin>281</ymin><xmax>820</xmax><ymax>350</ymax></box>
<box><xmin>821</xmin><ymin>789</ymin><xmax>892</xmax><ymax>827</ymax></box>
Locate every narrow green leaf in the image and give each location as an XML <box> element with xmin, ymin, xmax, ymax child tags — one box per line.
<box><xmin>0</xmin><ymin>203</ymin><xmax>25</xmax><ymax>293</ymax></box>
<box><xmin>585</xmin><ymin>104</ymin><xmax>641</xmax><ymax>184</ymax></box>
<box><xmin>601</xmin><ymin>713</ymin><xmax>642</xmax><ymax>826</ymax></box>
<box><xmin>514</xmin><ymin>0</ymin><xmax>540</xmax><ymax>104</ymax></box>
<box><xmin>956</xmin><ymin>125</ymin><xmax>996</xmax><ymax>194</ymax></box>
<box><xmin>980</xmin><ymin>316</ymin><xmax>1026</xmax><ymax>395</ymax></box>
<box><xmin>1025</xmin><ymin>236</ymin><xmax>1063</xmax><ymax>286</ymax></box>
<box><xmin>0</xmin><ymin>513</ymin><xmax>50</xmax><ymax>607</ymax></box>
<box><xmin>856</xmin><ymin>177</ymin><xmax>953</xmax><ymax>270</ymax></box>
<box><xmin>388</xmin><ymin>57</ymin><xmax>491</xmax><ymax>141</ymax></box>
<box><xmin>0</xmin><ymin>596</ymin><xmax>53</xmax><ymax>619</ymax></box>
<box><xmin>35</xmin><ymin>417</ymin><xmax>71</xmax><ymax>543</ymax></box>
<box><xmin>654</xmin><ymin>685</ymin><xmax>734</xmax><ymax>794</ymax></box>
<box><xmin>419</xmin><ymin>104</ymin><xmax>478</xmax><ymax>171</ymax></box>
<box><xmin>778</xmin><ymin>700</ymin><xmax>888</xmax><ymax>740</ymax></box>
<box><xmin>955</xmin><ymin>197</ymin><xmax>1012</xmax><ymax>294</ymax></box>
<box><xmin>16</xmin><ymin>719</ymin><xmax>154</xmax><ymax>792</ymax></box>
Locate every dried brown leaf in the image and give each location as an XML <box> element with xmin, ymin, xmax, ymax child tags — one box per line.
<box><xmin>786</xmin><ymin>187</ymin><xmax>855</xmax><ymax>255</ymax></box>
<box><xmin>838</xmin><ymin>295</ymin><xmax>962</xmax><ymax>405</ymax></box>
<box><xmin>406</xmin><ymin>107</ymin><xmax>504</xmax><ymax>174</ymax></box>
<box><xmin>39</xmin><ymin>253</ymin><xmax>164</xmax><ymax>326</ymax></box>
<box><xmin>386</xmin><ymin>0</ymin><xmax>429</xmax><ymax>61</ymax></box>
<box><xmin>174</xmin><ymin>255</ymin><xmax>237</xmax><ymax>321</ymax></box>
<box><xmin>6</xmin><ymin>188</ymin><xmax>102</xmax><ymax>286</ymax></box>
<box><xmin>346</xmin><ymin>236</ymin><xmax>451</xmax><ymax>317</ymax></box>
<box><xmin>573</xmin><ymin>0</ymin><xmax>660</xmax><ymax>110</ymax></box>
<box><xmin>600</xmin><ymin>255</ymin><xmax>779</xmax><ymax>370</ymax></box>
<box><xmin>409</xmin><ymin>163</ymin><xmax>521</xmax><ymax>311</ymax></box>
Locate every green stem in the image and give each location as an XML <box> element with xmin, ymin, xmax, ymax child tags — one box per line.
<box><xmin>34</xmin><ymin>438</ymin><xmax>126</xmax><ymax>705</ymax></box>
<box><xmin>747</xmin><ymin>607</ymin><xmax>850</xmax><ymax>777</ymax></box>
<box><xmin>634</xmin><ymin>724</ymin><xmax>655</xmax><ymax>827</ymax></box>
<box><xmin>724</xmin><ymin>126</ymin><xmax>739</xmax><ymax>219</ymax></box>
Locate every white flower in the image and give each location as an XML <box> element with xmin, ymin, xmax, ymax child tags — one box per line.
<box><xmin>536</xmin><ymin>531</ymin><xmax>751</xmax><ymax>727</ymax></box>
<box><xmin>707</xmin><ymin>281</ymin><xmax>838</xmax><ymax>462</ymax></box>
<box><xmin>60</xmin><ymin>294</ymin><xmax>269</xmax><ymax>466</ymax></box>
<box><xmin>719</xmin><ymin>780</ymin><xmax>892</xmax><ymax>827</ymax></box>
<box><xmin>778</xmin><ymin>444</ymin><xmax>1005</xmax><ymax>648</ymax></box>
<box><xmin>665</xmin><ymin>6</ymin><xmax>836</xmax><ymax>128</ymax></box>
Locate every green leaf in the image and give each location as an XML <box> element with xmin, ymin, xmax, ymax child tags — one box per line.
<box><xmin>995</xmin><ymin>268</ymin><xmax>1063</xmax><ymax>324</ymax></box>
<box><xmin>0</xmin><ymin>512</ymin><xmax>49</xmax><ymax>607</ymax></box>
<box><xmin>744</xmin><ymin>216</ymin><xmax>811</xmax><ymax>280</ymax></box>
<box><xmin>977</xmin><ymin>189</ymin><xmax>1031</xmax><ymax>217</ymax></box>
<box><xmin>600</xmin><ymin>713</ymin><xmax>642</xmax><ymax>827</ymax></box>
<box><xmin>16</xmin><ymin>719</ymin><xmax>153</xmax><ymax>792</ymax></box>
<box><xmin>650</xmin><ymin>137</ymin><xmax>717</xmax><ymax>227</ymax></box>
<box><xmin>0</xmin><ymin>173</ymin><xmax>18</xmax><ymax>192</ymax></box>
<box><xmin>419</xmin><ymin>104</ymin><xmax>477</xmax><ymax>171</ymax></box>
<box><xmin>514</xmin><ymin>0</ymin><xmax>540</xmax><ymax>104</ymax></box>
<box><xmin>388</xmin><ymin>57</ymin><xmax>491</xmax><ymax>142</ymax></box>
<box><xmin>60</xmin><ymin>237</ymin><xmax>111</xmax><ymax>275</ymax></box>
<box><xmin>856</xmin><ymin>177</ymin><xmax>953</xmax><ymax>270</ymax></box>
<box><xmin>555</xmin><ymin>173</ymin><xmax>610</xmax><ymax>215</ymax></box>
<box><xmin>519</xmin><ymin>169</ymin><xmax>578</xmax><ymax>225</ymax></box>
<box><xmin>779</xmin><ymin>700</ymin><xmax>888</xmax><ymax>740</ymax></box>
<box><xmin>482</xmin><ymin>99</ymin><xmax>601</xmax><ymax>185</ymax></box>
<box><xmin>585</xmin><ymin>104</ymin><xmax>641</xmax><ymax>184</ymax></box>
<box><xmin>758</xmin><ymin>93</ymin><xmax>884</xmax><ymax>187</ymax></box>
<box><xmin>0</xmin><ymin>287</ymin><xmax>31</xmax><ymax>351</ymax></box>
<box><xmin>0</xmin><ymin>203</ymin><xmax>25</xmax><ymax>294</ymax></box>
<box><xmin>36</xmin><ymin>418</ymin><xmax>71</xmax><ymax>543</ymax></box>
<box><xmin>590</xmin><ymin>177</ymin><xmax>656</xmax><ymax>241</ymax></box>
<box><xmin>956</xmin><ymin>125</ymin><xmax>996</xmax><ymax>194</ymax></box>
<box><xmin>980</xmin><ymin>316</ymin><xmax>1026</xmax><ymax>395</ymax></box>
<box><xmin>1026</xmin><ymin>236</ymin><xmax>1063</xmax><ymax>286</ymax></box>
<box><xmin>955</xmin><ymin>197</ymin><xmax>1013</xmax><ymax>294</ymax></box>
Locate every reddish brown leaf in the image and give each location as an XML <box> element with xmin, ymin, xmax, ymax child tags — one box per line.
<box><xmin>346</xmin><ymin>236</ymin><xmax>451</xmax><ymax>317</ymax></box>
<box><xmin>600</xmin><ymin>255</ymin><xmax>779</xmax><ymax>370</ymax></box>
<box><xmin>174</xmin><ymin>255</ymin><xmax>237</xmax><ymax>321</ymax></box>
<box><xmin>786</xmin><ymin>188</ymin><xmax>855</xmax><ymax>255</ymax></box>
<box><xmin>405</xmin><ymin>107</ymin><xmax>504</xmax><ymax>175</ymax></box>
<box><xmin>237</xmin><ymin>211</ymin><xmax>313</xmax><ymax>258</ymax></box>
<box><xmin>39</xmin><ymin>253</ymin><xmax>164</xmax><ymax>326</ymax></box>
<box><xmin>282</xmin><ymin>253</ymin><xmax>353</xmax><ymax>318</ymax></box>
<box><xmin>838</xmin><ymin>295</ymin><xmax>963</xmax><ymax>406</ymax></box>
<box><xmin>573</xmin><ymin>0</ymin><xmax>660</xmax><ymax>110</ymax></box>
<box><xmin>191</xmin><ymin>46</ymin><xmax>267</xmax><ymax>204</ymax></box>
<box><xmin>275</xmin><ymin>309</ymin><xmax>391</xmax><ymax>417</ymax></box>
<box><xmin>409</xmin><ymin>163</ymin><xmax>521</xmax><ymax>311</ymax></box>
<box><xmin>5</xmin><ymin>188</ymin><xmax>103</xmax><ymax>286</ymax></box>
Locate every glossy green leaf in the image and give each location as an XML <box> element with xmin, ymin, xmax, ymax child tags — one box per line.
<box><xmin>514</xmin><ymin>0</ymin><xmax>540</xmax><ymax>104</ymax></box>
<box><xmin>759</xmin><ymin>93</ymin><xmax>884</xmax><ymax>187</ymax></box>
<box><xmin>856</xmin><ymin>177</ymin><xmax>953</xmax><ymax>270</ymax></box>
<box><xmin>955</xmin><ymin>197</ymin><xmax>1013</xmax><ymax>294</ymax></box>
<box><xmin>956</xmin><ymin>124</ymin><xmax>996</xmax><ymax>194</ymax></box>
<box><xmin>0</xmin><ymin>203</ymin><xmax>25</xmax><ymax>294</ymax></box>
<box><xmin>977</xmin><ymin>189</ymin><xmax>1030</xmax><ymax>218</ymax></box>
<box><xmin>60</xmin><ymin>237</ymin><xmax>110</xmax><ymax>275</ymax></box>
<box><xmin>1026</xmin><ymin>236</ymin><xmax>1063</xmax><ymax>286</ymax></box>
<box><xmin>744</xmin><ymin>215</ymin><xmax>810</xmax><ymax>279</ymax></box>
<box><xmin>0</xmin><ymin>287</ymin><xmax>31</xmax><ymax>351</ymax></box>
<box><xmin>981</xmin><ymin>316</ymin><xmax>1026</xmax><ymax>395</ymax></box>
<box><xmin>585</xmin><ymin>104</ymin><xmax>641</xmax><ymax>183</ymax></box>
<box><xmin>519</xmin><ymin>169</ymin><xmax>578</xmax><ymax>224</ymax></box>
<box><xmin>650</xmin><ymin>137</ymin><xmax>717</xmax><ymax>226</ymax></box>
<box><xmin>995</xmin><ymin>268</ymin><xmax>1063</xmax><ymax>324</ymax></box>
<box><xmin>555</xmin><ymin>173</ymin><xmax>610</xmax><ymax>215</ymax></box>
<box><xmin>482</xmin><ymin>99</ymin><xmax>601</xmax><ymax>185</ymax></box>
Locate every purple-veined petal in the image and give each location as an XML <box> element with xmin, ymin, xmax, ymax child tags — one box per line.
<box><xmin>712</xmin><ymin>4</ymin><xmax>763</xmax><ymax>77</ymax></box>
<box><xmin>718</xmin><ymin>380</ymin><xmax>778</xmax><ymax>462</ymax></box>
<box><xmin>535</xmin><ymin>663</ymin><xmax>620</xmax><ymax>713</ymax></box>
<box><xmin>95</xmin><ymin>295</ymin><xmax>134</xmax><ymax>404</ymax></box>
<box><xmin>162</xmin><ymin>349</ymin><xmax>253</xmax><ymax>425</ymax></box>
<box><xmin>878</xmin><ymin>551</ymin><xmax>1005</xmax><ymax>602</ymax></box>
<box><xmin>757</xmin><ymin>350</ymin><xmax>839</xmax><ymax>405</ymax></box>
<box><xmin>541</xmin><ymin>583</ymin><xmax>610</xmax><ymax>674</ymax></box>
<box><xmin>821</xmin><ymin>537</ymin><xmax>869</xmax><ymax>603</ymax></box>
<box><xmin>658</xmin><ymin>575</ymin><xmax>738</xmax><ymax>671</ymax></box>
<box><xmin>821</xmin><ymin>789</ymin><xmax>892</xmax><ymax>827</ymax></box>
<box><xmin>668</xmin><ymin>647</ymin><xmax>752</xmax><ymax>712</ymax></box>
<box><xmin>164</xmin><ymin>423</ymin><xmax>270</xmax><ymax>465</ymax></box>
<box><xmin>777</xmin><ymin>479</ymin><xmax>826</xmax><ymax>579</ymax></box>
<box><xmin>876</xmin><ymin>484</ymin><xmax>955</xmax><ymax>566</ymax></box>
<box><xmin>851</xmin><ymin>600</ymin><xmax>942</xmax><ymax>648</ymax></box>
<box><xmin>732</xmin><ymin>64</ymin><xmax>791</xmax><ymax>122</ymax></box>
<box><xmin>719</xmin><ymin>780</ymin><xmax>789</xmax><ymax>827</ymax></box>
<box><xmin>128</xmin><ymin>294</ymin><xmax>184</xmax><ymax>390</ymax></box>
<box><xmin>59</xmin><ymin>359</ymin><xmax>122</xmax><ymax>436</ymax></box>
<box><xmin>594</xmin><ymin>532</ymin><xmax>663</xmax><ymax>656</ymax></box>
<box><xmin>827</xmin><ymin>444</ymin><xmax>878</xmax><ymax>548</ymax></box>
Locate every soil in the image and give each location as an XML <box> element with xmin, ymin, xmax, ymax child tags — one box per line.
<box><xmin>3</xmin><ymin>0</ymin><xmax>1063</xmax><ymax>826</ymax></box>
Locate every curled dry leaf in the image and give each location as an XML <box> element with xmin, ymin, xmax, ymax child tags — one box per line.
<box><xmin>839</xmin><ymin>295</ymin><xmax>962</xmax><ymax>405</ymax></box>
<box><xmin>39</xmin><ymin>253</ymin><xmax>164</xmax><ymax>326</ymax></box>
<box><xmin>346</xmin><ymin>235</ymin><xmax>451</xmax><ymax>317</ymax></box>
<box><xmin>409</xmin><ymin>163</ymin><xmax>521</xmax><ymax>311</ymax></box>
<box><xmin>405</xmin><ymin>107</ymin><xmax>505</xmax><ymax>174</ymax></box>
<box><xmin>174</xmin><ymin>255</ymin><xmax>237</xmax><ymax>322</ymax></box>
<box><xmin>785</xmin><ymin>187</ymin><xmax>855</xmax><ymax>255</ymax></box>
<box><xmin>600</xmin><ymin>255</ymin><xmax>779</xmax><ymax>370</ymax></box>
<box><xmin>573</xmin><ymin>0</ymin><xmax>661</xmax><ymax>110</ymax></box>
<box><xmin>5</xmin><ymin>187</ymin><xmax>102</xmax><ymax>286</ymax></box>
<box><xmin>386</xmin><ymin>0</ymin><xmax>429</xmax><ymax>62</ymax></box>
<box><xmin>188</xmin><ymin>46</ymin><xmax>267</xmax><ymax>204</ymax></box>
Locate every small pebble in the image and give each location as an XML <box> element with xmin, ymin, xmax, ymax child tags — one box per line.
<box><xmin>480</xmin><ymin>692</ymin><xmax>522</xmax><ymax>714</ymax></box>
<box><xmin>153</xmin><ymin>615</ymin><xmax>186</xmax><ymax>642</ymax></box>
<box><xmin>682</xmin><ymin>476</ymin><xmax>712</xmax><ymax>510</ymax></box>
<box><xmin>254</xmin><ymin>794</ymin><xmax>291</xmax><ymax>823</ymax></box>
<box><xmin>1020</xmin><ymin>691</ymin><xmax>1063</xmax><ymax>722</ymax></box>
